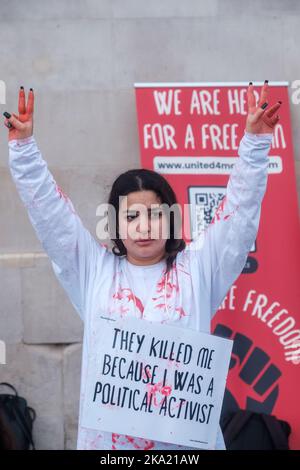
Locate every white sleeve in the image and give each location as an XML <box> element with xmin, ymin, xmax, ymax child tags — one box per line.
<box><xmin>186</xmin><ymin>131</ymin><xmax>272</xmax><ymax>318</ymax></box>
<box><xmin>8</xmin><ymin>135</ymin><xmax>111</xmax><ymax>322</ymax></box>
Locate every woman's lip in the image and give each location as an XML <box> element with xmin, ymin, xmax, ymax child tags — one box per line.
<box><xmin>135</xmin><ymin>239</ymin><xmax>153</xmax><ymax>244</ymax></box>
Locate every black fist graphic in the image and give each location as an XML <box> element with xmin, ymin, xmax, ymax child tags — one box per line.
<box><xmin>213</xmin><ymin>324</ymin><xmax>282</xmax><ymax>418</ymax></box>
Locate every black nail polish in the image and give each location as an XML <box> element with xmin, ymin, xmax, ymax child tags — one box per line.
<box><xmin>264</xmin><ymin>80</ymin><xmax>269</xmax><ymax>84</ymax></box>
<box><xmin>3</xmin><ymin>111</ymin><xmax>11</xmax><ymax>119</ymax></box>
<box><xmin>20</xmin><ymin>86</ymin><xmax>24</xmax><ymax>90</ymax></box>
<box><xmin>249</xmin><ymin>82</ymin><xmax>253</xmax><ymax>85</ymax></box>
<box><xmin>30</xmin><ymin>87</ymin><xmax>33</xmax><ymax>91</ymax></box>
<box><xmin>261</xmin><ymin>102</ymin><xmax>268</xmax><ymax>109</ymax></box>
<box><xmin>6</xmin><ymin>122</ymin><xmax>12</xmax><ymax>128</ymax></box>
<box><xmin>278</xmin><ymin>100</ymin><xmax>282</xmax><ymax>104</ymax></box>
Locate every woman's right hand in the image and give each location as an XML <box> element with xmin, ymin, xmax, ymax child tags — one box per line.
<box><xmin>3</xmin><ymin>86</ymin><xmax>34</xmax><ymax>141</ymax></box>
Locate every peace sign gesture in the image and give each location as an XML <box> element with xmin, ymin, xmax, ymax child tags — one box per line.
<box><xmin>3</xmin><ymin>86</ymin><xmax>34</xmax><ymax>141</ymax></box>
<box><xmin>246</xmin><ymin>80</ymin><xmax>281</xmax><ymax>134</ymax></box>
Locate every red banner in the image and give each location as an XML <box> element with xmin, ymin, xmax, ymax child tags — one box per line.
<box><xmin>135</xmin><ymin>82</ymin><xmax>300</xmax><ymax>449</ymax></box>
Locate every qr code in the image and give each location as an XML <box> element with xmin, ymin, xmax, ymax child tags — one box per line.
<box><xmin>188</xmin><ymin>186</ymin><xmax>256</xmax><ymax>252</ymax></box>
<box><xmin>195</xmin><ymin>191</ymin><xmax>225</xmax><ymax>227</ymax></box>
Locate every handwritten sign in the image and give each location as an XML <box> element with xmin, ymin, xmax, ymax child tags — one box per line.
<box><xmin>82</xmin><ymin>316</ymin><xmax>233</xmax><ymax>449</ymax></box>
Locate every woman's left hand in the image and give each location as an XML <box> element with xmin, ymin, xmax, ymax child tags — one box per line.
<box><xmin>246</xmin><ymin>81</ymin><xmax>282</xmax><ymax>134</ymax></box>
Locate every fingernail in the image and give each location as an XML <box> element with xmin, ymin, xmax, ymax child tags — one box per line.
<box><xmin>278</xmin><ymin>100</ymin><xmax>282</xmax><ymax>104</ymax></box>
<box><xmin>249</xmin><ymin>82</ymin><xmax>253</xmax><ymax>85</ymax></box>
<box><xmin>30</xmin><ymin>87</ymin><xmax>33</xmax><ymax>91</ymax></box>
<box><xmin>261</xmin><ymin>102</ymin><xmax>268</xmax><ymax>109</ymax></box>
<box><xmin>3</xmin><ymin>111</ymin><xmax>11</xmax><ymax>119</ymax></box>
<box><xmin>264</xmin><ymin>80</ymin><xmax>269</xmax><ymax>84</ymax></box>
<box><xmin>6</xmin><ymin>122</ymin><xmax>13</xmax><ymax>128</ymax></box>
<box><xmin>20</xmin><ymin>86</ymin><xmax>24</xmax><ymax>90</ymax></box>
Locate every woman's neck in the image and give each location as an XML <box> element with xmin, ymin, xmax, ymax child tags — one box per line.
<box><xmin>126</xmin><ymin>253</ymin><xmax>166</xmax><ymax>266</ymax></box>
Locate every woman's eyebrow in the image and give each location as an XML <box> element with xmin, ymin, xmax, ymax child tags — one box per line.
<box><xmin>123</xmin><ymin>206</ymin><xmax>162</xmax><ymax>214</ymax></box>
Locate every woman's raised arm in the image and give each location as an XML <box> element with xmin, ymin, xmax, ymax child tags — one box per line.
<box><xmin>4</xmin><ymin>87</ymin><xmax>111</xmax><ymax>322</ymax></box>
<box><xmin>187</xmin><ymin>81</ymin><xmax>281</xmax><ymax>318</ymax></box>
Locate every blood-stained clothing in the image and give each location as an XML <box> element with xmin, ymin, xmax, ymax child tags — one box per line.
<box><xmin>8</xmin><ymin>131</ymin><xmax>272</xmax><ymax>449</ymax></box>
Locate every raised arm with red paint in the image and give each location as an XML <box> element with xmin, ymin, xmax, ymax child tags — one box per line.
<box><xmin>189</xmin><ymin>81</ymin><xmax>282</xmax><ymax>318</ymax></box>
<box><xmin>4</xmin><ymin>87</ymin><xmax>110</xmax><ymax>322</ymax></box>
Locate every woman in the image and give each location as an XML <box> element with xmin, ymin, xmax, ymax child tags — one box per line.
<box><xmin>3</xmin><ymin>82</ymin><xmax>281</xmax><ymax>450</ymax></box>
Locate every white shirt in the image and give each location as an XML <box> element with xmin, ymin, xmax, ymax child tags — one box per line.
<box><xmin>8</xmin><ymin>131</ymin><xmax>272</xmax><ymax>450</ymax></box>
<box><xmin>124</xmin><ymin>258</ymin><xmax>166</xmax><ymax>310</ymax></box>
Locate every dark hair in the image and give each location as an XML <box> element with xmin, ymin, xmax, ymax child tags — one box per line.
<box><xmin>107</xmin><ymin>168</ymin><xmax>186</xmax><ymax>272</ymax></box>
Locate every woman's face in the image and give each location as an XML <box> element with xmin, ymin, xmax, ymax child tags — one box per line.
<box><xmin>118</xmin><ymin>190</ymin><xmax>169</xmax><ymax>265</ymax></box>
